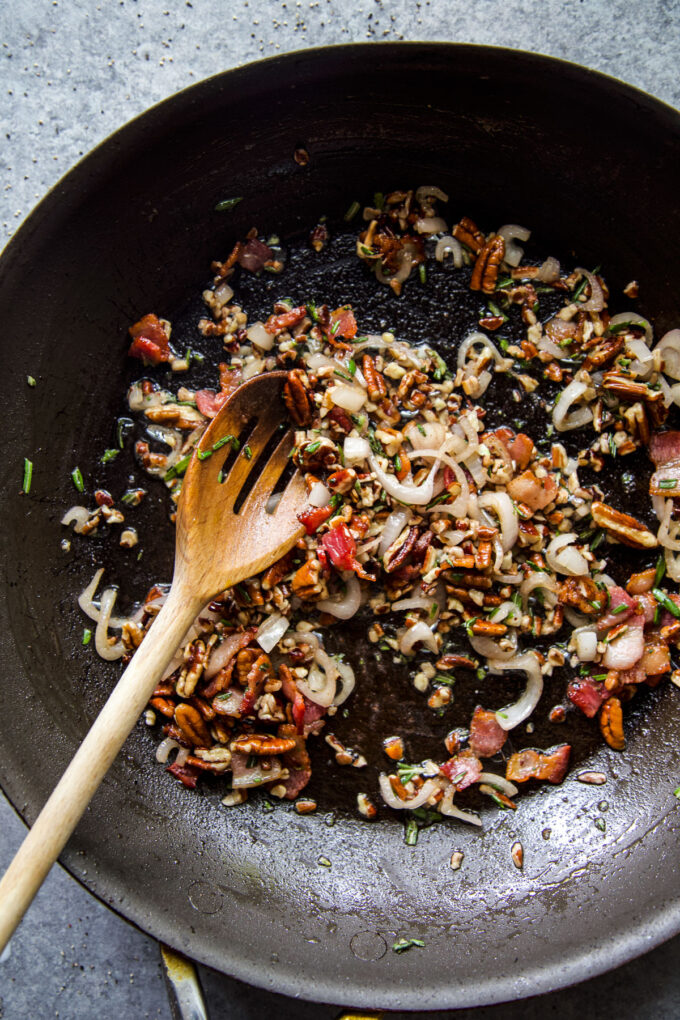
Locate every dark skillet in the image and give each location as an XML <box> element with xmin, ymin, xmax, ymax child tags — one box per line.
<box><xmin>2</xmin><ymin>44</ymin><xmax>680</xmax><ymax>1011</ymax></box>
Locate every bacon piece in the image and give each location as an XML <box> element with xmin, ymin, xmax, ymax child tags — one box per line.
<box><xmin>211</xmin><ymin>686</ymin><xmax>245</xmax><ymax>716</ymax></box>
<box><xmin>166</xmin><ymin>761</ymin><xmax>201</xmax><ymax>789</ymax></box>
<box><xmin>567</xmin><ymin>676</ymin><xmax>608</xmax><ymax>718</ymax></box>
<box><xmin>507</xmin><ymin>470</ymin><xmax>558</xmax><ymax>511</ymax></box>
<box><xmin>598</xmin><ymin>585</ymin><xmax>635</xmax><ymax>628</ymax></box>
<box><xmin>507</xmin><ymin>433</ymin><xmax>535</xmax><ymax>470</ymax></box>
<box><xmin>635</xmin><ymin>591</ymin><xmax>657</xmax><ymax>624</ymax></box>
<box><xmin>505</xmin><ymin>744</ymin><xmax>571</xmax><ymax>785</ymax></box>
<box><xmin>649</xmin><ymin>430</ymin><xmax>680</xmax><ymax>466</ymax></box>
<box><xmin>264</xmin><ymin>305</ymin><xmax>307</xmax><ymax>336</ymax></box>
<box><xmin>195</xmin><ymin>365</ymin><xmax>242</xmax><ymax>419</ymax></box>
<box><xmin>230</xmin><ymin>750</ymin><xmax>285</xmax><ymax>788</ymax></box>
<box><xmin>329</xmin><ymin>307</ymin><xmax>358</xmax><ymax>340</ymax></box>
<box><xmin>440</xmin><ymin>750</ymin><xmax>482</xmax><ymax>790</ymax></box>
<box><xmin>321</xmin><ymin>523</ymin><xmax>376</xmax><ymax>581</ymax></box>
<box><xmin>238</xmin><ymin>238</ymin><xmax>273</xmax><ymax>273</ymax></box>
<box><xmin>469</xmin><ymin>706</ymin><xmax>506</xmax><ymax>758</ymax></box>
<box><xmin>278</xmin><ymin>723</ymin><xmax>312</xmax><ymax>799</ymax></box>
<box><xmin>618</xmin><ymin>664</ymin><xmax>646</xmax><ymax>685</ymax></box>
<box><xmin>128</xmin><ymin>313</ymin><xmax>172</xmax><ymax>365</ymax></box>
<box><xmin>297</xmin><ymin>503</ymin><xmax>334</xmax><ymax>535</ymax></box>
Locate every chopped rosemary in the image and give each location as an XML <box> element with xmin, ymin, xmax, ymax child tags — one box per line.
<box><xmin>82</xmin><ymin>628</ymin><xmax>92</xmax><ymax>646</ymax></box>
<box><xmin>164</xmin><ymin>452</ymin><xmax>192</xmax><ymax>481</ymax></box>
<box><xmin>100</xmin><ymin>448</ymin><xmax>119</xmax><ymax>464</ymax></box>
<box><xmin>27</xmin><ymin>375</ymin><xmax>36</xmax><ymax>387</ymax></box>
<box><xmin>244</xmin><ymin>445</ymin><xmax>253</xmax><ymax>460</ymax></box>
<box><xmin>373</xmin><ymin>191</ymin><xmax>385</xmax><ymax>210</ymax></box>
<box><xmin>659</xmin><ymin>479</ymin><xmax>678</xmax><ymax>489</ymax></box>
<box><xmin>434</xmin><ymin>674</ymin><xmax>455</xmax><ymax>687</ymax></box>
<box><xmin>404</xmin><ymin>818</ymin><xmax>419</xmax><ymax>846</ymax></box>
<box><xmin>417</xmin><ymin>423</ymin><xmax>426</xmax><ymax>435</ymax></box>
<box><xmin>653</xmin><ymin>588</ymin><xmax>680</xmax><ymax>619</ymax></box>
<box><xmin>419</xmin><ymin>263</ymin><xmax>426</xmax><ymax>284</ymax></box>
<box><xmin>334</xmin><ymin>368</ymin><xmax>354</xmax><ymax>382</ymax></box>
<box><xmin>611</xmin><ymin>603</ymin><xmax>629</xmax><ymax>615</ymax></box>
<box><xmin>655</xmin><ymin>555</ymin><xmax>666</xmax><ymax>588</ymax></box>
<box><xmin>197</xmin><ymin>448</ymin><xmax>213</xmax><ymax>461</ymax></box>
<box><xmin>392</xmin><ymin>937</ymin><xmax>425</xmax><ymax>954</ymax></box>
<box><xmin>306</xmin><ymin>440</ymin><xmax>321</xmax><ymax>454</ymax></box>
<box><xmin>426</xmin><ymin>348</ymin><xmax>448</xmax><ymax>381</ymax></box>
<box><xmin>212</xmin><ymin>434</ymin><xmax>239</xmax><ymax>452</ymax></box>
<box><xmin>344</xmin><ymin>200</ymin><xmax>360</xmax><ymax>222</ymax></box>
<box><xmin>674</xmin><ymin>786</ymin><xmax>680</xmax><ymax>799</ymax></box>
<box><xmin>214</xmin><ymin>196</ymin><xmax>243</xmax><ymax>212</ymax></box>
<box><xmin>590</xmin><ymin>530</ymin><xmax>605</xmax><ymax>551</ymax></box>
<box><xmin>348</xmin><ymin>358</ymin><xmax>357</xmax><ymax>376</ymax></box>
<box><xmin>22</xmin><ymin>457</ymin><xmax>33</xmax><ymax>494</ymax></box>
<box><xmin>71</xmin><ymin>466</ymin><xmax>84</xmax><ymax>492</ymax></box>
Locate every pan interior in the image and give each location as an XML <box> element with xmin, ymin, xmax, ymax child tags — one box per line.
<box><xmin>1</xmin><ymin>44</ymin><xmax>680</xmax><ymax>1010</ymax></box>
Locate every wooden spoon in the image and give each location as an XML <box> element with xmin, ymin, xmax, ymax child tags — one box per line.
<box><xmin>0</xmin><ymin>370</ymin><xmax>305</xmax><ymax>951</ymax></box>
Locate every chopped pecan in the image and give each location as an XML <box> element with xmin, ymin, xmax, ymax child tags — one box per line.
<box><xmin>383</xmin><ymin>735</ymin><xmax>405</xmax><ymax>760</ymax></box>
<box><xmin>242</xmin><ymin>653</ymin><xmax>273</xmax><ymax>713</ymax></box>
<box><xmin>283</xmin><ymin>369</ymin><xmax>312</xmax><ymax>426</ymax></box>
<box><xmin>264</xmin><ymin>305</ymin><xmax>307</xmax><ymax>335</ymax></box>
<box><xmin>212</xmin><ymin>240</ymin><xmax>243</xmax><ymax>278</ymax></box>
<box><xmin>383</xmin><ymin>525</ymin><xmax>418</xmax><ymax>573</ymax></box>
<box><xmin>230</xmin><ymin>733</ymin><xmax>297</xmax><ymax>756</ymax></box>
<box><xmin>362</xmin><ymin>354</ymin><xmax>387</xmax><ymax>401</ymax></box>
<box><xmin>591</xmin><ymin>500</ymin><xmax>658</xmax><ymax>549</ymax></box>
<box><xmin>234</xmin><ymin>648</ymin><xmax>260</xmax><ymax>685</ymax></box>
<box><xmin>261</xmin><ymin>551</ymin><xmax>294</xmax><ymax>591</ymax></box>
<box><xmin>558</xmin><ymin>576</ymin><xmax>603</xmax><ymax>616</ymax></box>
<box><xmin>474</xmin><ymin>540</ymin><xmax>493</xmax><ymax>572</ymax></box>
<box><xmin>396</xmin><ymin>369</ymin><xmax>428</xmax><ymax>403</ymax></box>
<box><xmin>452</xmin><ymin>216</ymin><xmax>485</xmax><ymax>254</ymax></box>
<box><xmin>291</xmin><ymin>558</ymin><xmax>323</xmax><ymax>597</ymax></box>
<box><xmin>174</xmin><ymin>703</ymin><xmax>212</xmax><ymax>748</ymax></box>
<box><xmin>327</xmin><ymin>406</ymin><xmax>353</xmax><ymax>434</ymax></box>
<box><xmin>582</xmin><ymin>335</ymin><xmax>624</xmax><ymax>371</ymax></box>
<box><xmin>470</xmin><ymin>235</ymin><xmax>506</xmax><ymax>295</ymax></box>
<box><xmin>602</xmin><ymin>371</ymin><xmax>668</xmax><ymax>427</ymax></box>
<box><xmin>600</xmin><ymin>696</ymin><xmax>625</xmax><ymax>750</ymax></box>
<box><xmin>309</xmin><ymin>223</ymin><xmax>329</xmax><ymax>252</ymax></box>
<box><xmin>149</xmin><ymin>696</ymin><xmax>175</xmax><ymax>718</ymax></box>
<box><xmin>626</xmin><ymin>568</ymin><xmax>656</xmax><ymax>595</ymax></box>
<box><xmin>326</xmin><ymin>467</ymin><xmax>357</xmax><ymax>493</ymax></box>
<box><xmin>470</xmin><ymin>619</ymin><xmax>507</xmax><ymax>637</ymax></box>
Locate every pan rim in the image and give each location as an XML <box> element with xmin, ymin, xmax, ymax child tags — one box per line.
<box><xmin>2</xmin><ymin>40</ymin><xmax>680</xmax><ymax>1010</ymax></box>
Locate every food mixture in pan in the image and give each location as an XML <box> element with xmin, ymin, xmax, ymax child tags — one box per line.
<box><xmin>62</xmin><ymin>187</ymin><xmax>680</xmax><ymax>837</ymax></box>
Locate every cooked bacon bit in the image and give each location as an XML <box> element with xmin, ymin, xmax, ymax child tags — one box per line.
<box><xmin>505</xmin><ymin>744</ymin><xmax>571</xmax><ymax>784</ymax></box>
<box><xmin>329</xmin><ymin>307</ymin><xmax>358</xmax><ymax>340</ymax></box>
<box><xmin>383</xmin><ymin>735</ymin><xmax>405</xmax><ymax>760</ymax></box>
<box><xmin>212</xmin><ymin>240</ymin><xmax>243</xmax><ymax>278</ymax></box>
<box><xmin>469</xmin><ymin>707</ymin><xmax>506</xmax><ymax>758</ymax></box>
<box><xmin>264</xmin><ymin>305</ymin><xmax>307</xmax><ymax>336</ymax></box>
<box><xmin>507</xmin><ymin>433</ymin><xmax>535</xmax><ymax>470</ymax></box>
<box><xmin>452</xmin><ymin>216</ymin><xmax>485</xmax><ymax>254</ymax></box>
<box><xmin>297</xmin><ymin>504</ymin><xmax>333</xmax><ymax>535</ymax></box>
<box><xmin>238</xmin><ymin>238</ymin><xmax>273</xmax><ymax>274</ymax></box>
<box><xmin>567</xmin><ymin>676</ymin><xmax>609</xmax><ymax>718</ymax></box>
<box><xmin>440</xmin><ymin>750</ymin><xmax>482</xmax><ymax>790</ymax></box>
<box><xmin>321</xmin><ymin>522</ymin><xmax>376</xmax><ymax>581</ymax></box>
<box><xmin>309</xmin><ymin>223</ymin><xmax>330</xmax><ymax>252</ymax></box>
<box><xmin>549</xmin><ymin>705</ymin><xmax>566</xmax><ymax>724</ymax></box>
<box><xmin>649</xmin><ymin>430</ymin><xmax>680</xmax><ymax>466</ymax></box>
<box><xmin>470</xmin><ymin>235</ymin><xmax>505</xmax><ymax>295</ymax></box>
<box><xmin>507</xmin><ymin>470</ymin><xmax>558</xmax><ymax>511</ymax></box>
<box><xmin>128</xmin><ymin>313</ymin><xmax>172</xmax><ymax>365</ymax></box>
<box><xmin>600</xmin><ymin>696</ymin><xmax>625</xmax><ymax>750</ymax></box>
<box><xmin>166</xmin><ymin>761</ymin><xmax>201</xmax><ymax>788</ymax></box>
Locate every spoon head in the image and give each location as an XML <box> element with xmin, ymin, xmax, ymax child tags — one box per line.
<box><xmin>174</xmin><ymin>371</ymin><xmax>306</xmax><ymax>600</ymax></box>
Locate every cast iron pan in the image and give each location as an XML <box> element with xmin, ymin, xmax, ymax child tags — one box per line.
<box><xmin>2</xmin><ymin>44</ymin><xmax>680</xmax><ymax>1011</ymax></box>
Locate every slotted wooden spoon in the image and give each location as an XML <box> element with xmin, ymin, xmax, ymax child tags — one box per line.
<box><xmin>0</xmin><ymin>370</ymin><xmax>305</xmax><ymax>951</ymax></box>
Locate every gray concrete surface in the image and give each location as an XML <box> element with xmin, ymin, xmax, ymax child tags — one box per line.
<box><xmin>2</xmin><ymin>1</ymin><xmax>680</xmax><ymax>1017</ymax></box>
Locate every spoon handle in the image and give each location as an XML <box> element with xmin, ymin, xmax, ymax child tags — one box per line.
<box><xmin>0</xmin><ymin>583</ymin><xmax>202</xmax><ymax>953</ymax></box>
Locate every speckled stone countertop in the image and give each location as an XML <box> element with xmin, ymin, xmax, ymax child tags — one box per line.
<box><xmin>2</xmin><ymin>2</ymin><xmax>680</xmax><ymax>1017</ymax></box>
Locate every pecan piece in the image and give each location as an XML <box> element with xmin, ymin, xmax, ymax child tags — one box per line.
<box><xmin>474</xmin><ymin>540</ymin><xmax>493</xmax><ymax>572</ymax></box>
<box><xmin>362</xmin><ymin>354</ymin><xmax>387</xmax><ymax>402</ymax></box>
<box><xmin>149</xmin><ymin>696</ymin><xmax>175</xmax><ymax>718</ymax></box>
<box><xmin>581</xmin><ymin>335</ymin><xmax>624</xmax><ymax>371</ymax></box>
<box><xmin>234</xmin><ymin>648</ymin><xmax>260</xmax><ymax>685</ymax></box>
<box><xmin>326</xmin><ymin>467</ymin><xmax>357</xmax><ymax>493</ymax></box>
<box><xmin>383</xmin><ymin>525</ymin><xmax>418</xmax><ymax>573</ymax></box>
<box><xmin>558</xmin><ymin>576</ymin><xmax>603</xmax><ymax>616</ymax></box>
<box><xmin>230</xmin><ymin>733</ymin><xmax>297</xmax><ymax>756</ymax></box>
<box><xmin>283</xmin><ymin>369</ymin><xmax>312</xmax><ymax>426</ymax></box>
<box><xmin>470</xmin><ymin>619</ymin><xmax>508</xmax><ymax>637</ymax></box>
<box><xmin>261</xmin><ymin>551</ymin><xmax>293</xmax><ymax>591</ymax></box>
<box><xmin>291</xmin><ymin>557</ymin><xmax>323</xmax><ymax>597</ymax></box>
<box><xmin>599</xmin><ymin>696</ymin><xmax>625</xmax><ymax>751</ymax></box>
<box><xmin>174</xmin><ymin>703</ymin><xmax>212</xmax><ymax>748</ymax></box>
<box><xmin>452</xmin><ymin>216</ymin><xmax>485</xmax><ymax>254</ymax></box>
<box><xmin>602</xmin><ymin>372</ymin><xmax>668</xmax><ymax>427</ymax></box>
<box><xmin>470</xmin><ymin>235</ymin><xmax>506</xmax><ymax>295</ymax></box>
<box><xmin>264</xmin><ymin>305</ymin><xmax>308</xmax><ymax>336</ymax></box>
<box><xmin>591</xmin><ymin>500</ymin><xmax>658</xmax><ymax>549</ymax></box>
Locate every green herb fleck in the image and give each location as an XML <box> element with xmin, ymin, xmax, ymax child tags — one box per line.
<box><xmin>653</xmin><ymin>588</ymin><xmax>680</xmax><ymax>619</ymax></box>
<box><xmin>611</xmin><ymin>603</ymin><xmax>628</xmax><ymax>616</ymax></box>
<box><xmin>419</xmin><ymin>263</ymin><xmax>426</xmax><ymax>285</ymax></box>
<box><xmin>306</xmin><ymin>440</ymin><xmax>321</xmax><ymax>455</ymax></box>
<box><xmin>344</xmin><ymin>200</ymin><xmax>360</xmax><ymax>222</ymax></box>
<box><xmin>82</xmin><ymin>628</ymin><xmax>92</xmax><ymax>646</ymax></box>
<box><xmin>164</xmin><ymin>452</ymin><xmax>192</xmax><ymax>482</ymax></box>
<box><xmin>404</xmin><ymin>818</ymin><xmax>419</xmax><ymax>846</ymax></box>
<box><xmin>674</xmin><ymin>786</ymin><xmax>680</xmax><ymax>800</ymax></box>
<box><xmin>22</xmin><ymin>457</ymin><xmax>33</xmax><ymax>494</ymax></box>
<box><xmin>373</xmin><ymin>191</ymin><xmax>385</xmax><ymax>210</ymax></box>
<box><xmin>71</xmin><ymin>466</ymin><xmax>84</xmax><ymax>493</ymax></box>
<box><xmin>197</xmin><ymin>448</ymin><xmax>213</xmax><ymax>461</ymax></box>
<box><xmin>244</xmin><ymin>445</ymin><xmax>253</xmax><ymax>460</ymax></box>
<box><xmin>317</xmin><ymin>855</ymin><xmax>332</xmax><ymax>868</ymax></box>
<box><xmin>654</xmin><ymin>555</ymin><xmax>666</xmax><ymax>588</ymax></box>
<box><xmin>214</xmin><ymin>196</ymin><xmax>243</xmax><ymax>212</ymax></box>
<box><xmin>426</xmin><ymin>347</ymin><xmax>448</xmax><ymax>382</ymax></box>
<box><xmin>101</xmin><ymin>448</ymin><xmax>119</xmax><ymax>464</ymax></box>
<box><xmin>594</xmin><ymin>817</ymin><xmax>606</xmax><ymax>832</ymax></box>
<box><xmin>27</xmin><ymin>375</ymin><xmax>36</xmax><ymax>387</ymax></box>
<box><xmin>392</xmin><ymin>937</ymin><xmax>425</xmax><ymax>954</ymax></box>
<box><xmin>659</xmin><ymin>479</ymin><xmax>678</xmax><ymax>490</ymax></box>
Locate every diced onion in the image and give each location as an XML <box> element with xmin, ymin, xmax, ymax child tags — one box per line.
<box><xmin>537</xmin><ymin>256</ymin><xmax>560</xmax><ymax>283</ymax></box>
<box><xmin>328</xmin><ymin>383</ymin><xmax>366</xmax><ymax>412</ymax></box>
<box><xmin>95</xmin><ymin>587</ymin><xmax>126</xmax><ymax>661</ymax></box>
<box><xmin>476</xmin><ymin>773</ymin><xmax>518</xmax><ymax>797</ymax></box>
<box><xmin>497</xmin><ymin>224</ymin><xmax>531</xmax><ymax>267</ymax></box>
<box><xmin>343</xmin><ymin>436</ymin><xmax>371</xmax><ymax>464</ymax></box>
<box><xmin>625</xmin><ymin>337</ymin><xmax>654</xmax><ymax>379</ymax></box>
<box><xmin>214</xmin><ymin>281</ymin><xmax>234</xmax><ymax>307</ymax></box>
<box><xmin>490</xmin><ymin>601</ymin><xmax>523</xmax><ymax>626</ymax></box>
<box><xmin>378</xmin><ymin>774</ymin><xmax>440</xmax><ymax>810</ymax></box>
<box><xmin>478</xmin><ymin>492</ymin><xmax>518</xmax><ymax>552</ymax></box>
<box><xmin>333</xmin><ymin>658</ymin><xmax>356</xmax><ymax>706</ymax></box>
<box><xmin>308</xmin><ymin>482</ymin><xmax>331</xmax><ymax>508</ymax></box>
<box><xmin>416</xmin><ymin>185</ymin><xmax>449</xmax><ymax>204</ymax></box>
<box><xmin>398</xmin><ymin>621</ymin><xmax>439</xmax><ymax>655</ymax></box>
<box><xmin>537</xmin><ymin>336</ymin><xmax>565</xmax><ymax>359</ymax></box>
<box><xmin>156</xmin><ymin>738</ymin><xmax>181</xmax><ymax>763</ymax></box>
<box><xmin>655</xmin><ymin>329</ymin><xmax>680</xmax><ymax>380</ymax></box>
<box><xmin>378</xmin><ymin>509</ymin><xmax>412</xmax><ymax>557</ymax></box>
<box><xmin>553</xmin><ymin>379</ymin><xmax>593</xmax><ymax>432</ymax></box>
<box><xmin>415</xmin><ymin>216</ymin><xmax>448</xmax><ymax>235</ymax></box>
<box><xmin>247</xmin><ymin>321</ymin><xmax>275</xmax><ymax>350</ymax></box>
<box><xmin>574</xmin><ymin>268</ymin><xmax>605</xmax><ymax>312</ymax></box>
<box><xmin>573</xmin><ymin>627</ymin><xmax>598</xmax><ymax>661</ymax></box>
<box><xmin>519</xmin><ymin>571</ymin><xmax>558</xmax><ymax>610</ymax></box>
<box><xmin>405</xmin><ymin>421</ymin><xmax>447</xmax><ymax>451</ymax></box>
<box><xmin>435</xmin><ymin>236</ymin><xmax>464</xmax><ymax>267</ymax></box>
<box><xmin>439</xmin><ymin>785</ymin><xmax>483</xmax><ymax>826</ymax></box>
<box><xmin>316</xmin><ymin>573</ymin><xmax>362</xmax><ymax>621</ymax></box>
<box><xmin>62</xmin><ymin>506</ymin><xmax>91</xmax><ymax>534</ymax></box>
<box><xmin>546</xmin><ymin>533</ymin><xmax>589</xmax><ymax>575</ymax></box>
<box><xmin>457</xmin><ymin>332</ymin><xmax>509</xmax><ymax>369</ymax></box>
<box><xmin>369</xmin><ymin>454</ymin><xmax>439</xmax><ymax>505</ymax></box>
<box><xmin>468</xmin><ymin>631</ymin><xmax>518</xmax><ymax>661</ymax></box>
<box><xmin>489</xmin><ymin>651</ymin><xmax>543</xmax><ymax>731</ymax></box>
<box><xmin>256</xmin><ymin>612</ymin><xmax>290</xmax><ymax>653</ymax></box>
<box><xmin>265</xmin><ymin>491</ymin><xmax>283</xmax><ymax>514</ymax></box>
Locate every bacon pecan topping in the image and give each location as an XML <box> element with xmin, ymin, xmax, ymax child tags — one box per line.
<box><xmin>283</xmin><ymin>369</ymin><xmax>312</xmax><ymax>426</ymax></box>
